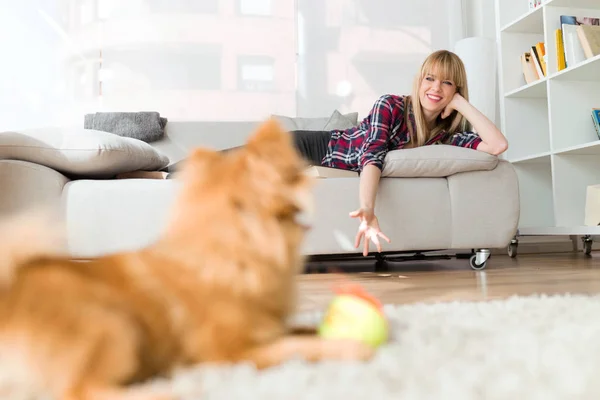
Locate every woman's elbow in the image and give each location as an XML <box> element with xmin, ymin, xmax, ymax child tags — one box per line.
<box><xmin>479</xmin><ymin>139</ymin><xmax>508</xmax><ymax>156</ymax></box>
<box><xmin>491</xmin><ymin>139</ymin><xmax>508</xmax><ymax>156</ymax></box>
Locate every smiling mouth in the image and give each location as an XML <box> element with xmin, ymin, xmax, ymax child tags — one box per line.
<box><xmin>426</xmin><ymin>94</ymin><xmax>442</xmax><ymax>102</ymax></box>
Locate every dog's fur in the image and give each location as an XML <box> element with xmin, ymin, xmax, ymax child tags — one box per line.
<box><xmin>0</xmin><ymin>120</ymin><xmax>373</xmax><ymax>400</ymax></box>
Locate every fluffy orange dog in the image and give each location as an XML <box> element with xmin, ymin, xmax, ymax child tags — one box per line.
<box><xmin>0</xmin><ymin>120</ymin><xmax>373</xmax><ymax>400</ymax></box>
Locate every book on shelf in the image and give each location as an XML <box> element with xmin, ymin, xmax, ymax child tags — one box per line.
<box><xmin>520</xmin><ymin>52</ymin><xmax>540</xmax><ymax>84</ymax></box>
<box><xmin>532</xmin><ymin>42</ymin><xmax>546</xmax><ymax>76</ymax></box>
<box><xmin>577</xmin><ymin>25</ymin><xmax>600</xmax><ymax>59</ymax></box>
<box><xmin>528</xmin><ymin>0</ymin><xmax>542</xmax><ymax>11</ymax></box>
<box><xmin>555</xmin><ymin>29</ymin><xmax>567</xmax><ymax>71</ymax></box>
<box><xmin>519</xmin><ymin>41</ymin><xmax>546</xmax><ymax>84</ymax></box>
<box><xmin>516</xmin><ymin>11</ymin><xmax>599</xmax><ymax>85</ymax></box>
<box><xmin>559</xmin><ymin>15</ymin><xmax>599</xmax><ymax>69</ymax></box>
<box><xmin>592</xmin><ymin>108</ymin><xmax>600</xmax><ymax>140</ymax></box>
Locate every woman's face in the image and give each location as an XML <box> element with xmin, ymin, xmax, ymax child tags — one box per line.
<box><xmin>419</xmin><ymin>72</ymin><xmax>457</xmax><ymax>117</ymax></box>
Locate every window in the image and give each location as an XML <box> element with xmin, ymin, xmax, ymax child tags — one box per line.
<box><xmin>102</xmin><ymin>44</ymin><xmax>222</xmax><ymax>91</ymax></box>
<box><xmin>237</xmin><ymin>0</ymin><xmax>271</xmax><ymax>16</ymax></box>
<box><xmin>145</xmin><ymin>0</ymin><xmax>219</xmax><ymax>14</ymax></box>
<box><xmin>296</xmin><ymin>0</ymin><xmax>457</xmax><ymax>117</ymax></box>
<box><xmin>237</xmin><ymin>56</ymin><xmax>275</xmax><ymax>92</ymax></box>
<box><xmin>1</xmin><ymin>0</ymin><xmax>464</xmax><ymax>128</ymax></box>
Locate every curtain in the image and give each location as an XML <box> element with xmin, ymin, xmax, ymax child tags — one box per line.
<box><xmin>0</xmin><ymin>0</ymin><xmax>465</xmax><ymax>130</ymax></box>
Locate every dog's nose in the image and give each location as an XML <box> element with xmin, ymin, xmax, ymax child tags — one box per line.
<box><xmin>293</xmin><ymin>188</ymin><xmax>314</xmax><ymax>230</ymax></box>
<box><xmin>295</xmin><ymin>210</ymin><xmax>313</xmax><ymax>230</ymax></box>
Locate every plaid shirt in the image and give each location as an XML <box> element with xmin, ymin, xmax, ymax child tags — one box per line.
<box><xmin>321</xmin><ymin>94</ymin><xmax>482</xmax><ymax>172</ymax></box>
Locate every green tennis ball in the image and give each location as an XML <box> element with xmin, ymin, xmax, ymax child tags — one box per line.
<box><xmin>318</xmin><ymin>293</ymin><xmax>389</xmax><ymax>348</ymax></box>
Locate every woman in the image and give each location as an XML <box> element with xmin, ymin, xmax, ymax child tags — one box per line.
<box><xmin>291</xmin><ymin>49</ymin><xmax>508</xmax><ymax>256</ymax></box>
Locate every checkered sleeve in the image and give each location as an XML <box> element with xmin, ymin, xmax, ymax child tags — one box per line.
<box><xmin>445</xmin><ymin>131</ymin><xmax>482</xmax><ymax>149</ymax></box>
<box><xmin>358</xmin><ymin>95</ymin><xmax>398</xmax><ymax>171</ymax></box>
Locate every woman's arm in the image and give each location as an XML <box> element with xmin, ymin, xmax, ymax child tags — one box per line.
<box><xmin>349</xmin><ymin>95</ymin><xmax>405</xmax><ymax>255</ymax></box>
<box><xmin>348</xmin><ymin>96</ymin><xmax>400</xmax><ymax>256</ymax></box>
<box><xmin>358</xmin><ymin>164</ymin><xmax>381</xmax><ymax>211</ymax></box>
<box><xmin>349</xmin><ymin>164</ymin><xmax>390</xmax><ymax>256</ymax></box>
<box><xmin>442</xmin><ymin>94</ymin><xmax>508</xmax><ymax>156</ymax></box>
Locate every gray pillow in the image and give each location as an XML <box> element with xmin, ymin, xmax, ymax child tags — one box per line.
<box><xmin>84</xmin><ymin>112</ymin><xmax>167</xmax><ymax>143</ymax></box>
<box><xmin>324</xmin><ymin>110</ymin><xmax>358</xmax><ymax>130</ymax></box>
<box><xmin>272</xmin><ymin>110</ymin><xmax>358</xmax><ymax>131</ymax></box>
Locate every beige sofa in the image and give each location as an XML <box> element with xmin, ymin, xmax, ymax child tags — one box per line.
<box><xmin>0</xmin><ymin>118</ymin><xmax>520</xmax><ymax>271</ymax></box>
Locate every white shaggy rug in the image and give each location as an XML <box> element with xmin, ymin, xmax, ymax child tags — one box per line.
<box><xmin>6</xmin><ymin>294</ymin><xmax>600</xmax><ymax>399</ymax></box>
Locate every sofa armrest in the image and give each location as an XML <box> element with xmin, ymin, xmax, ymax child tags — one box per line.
<box><xmin>447</xmin><ymin>160</ymin><xmax>520</xmax><ymax>249</ymax></box>
<box><xmin>381</xmin><ymin>145</ymin><xmax>498</xmax><ymax>178</ymax></box>
<box><xmin>0</xmin><ymin>160</ymin><xmax>70</xmax><ymax>216</ymax></box>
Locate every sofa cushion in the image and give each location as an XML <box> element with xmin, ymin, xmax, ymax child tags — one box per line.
<box><xmin>0</xmin><ymin>127</ymin><xmax>170</xmax><ymax>178</ymax></box>
<box><xmin>63</xmin><ymin>179</ymin><xmax>179</xmax><ymax>258</ymax></box>
<box><xmin>305</xmin><ymin>165</ymin><xmax>358</xmax><ymax>178</ymax></box>
<box><xmin>380</xmin><ymin>145</ymin><xmax>498</xmax><ymax>178</ymax></box>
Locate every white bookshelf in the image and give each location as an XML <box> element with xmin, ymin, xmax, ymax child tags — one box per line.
<box><xmin>495</xmin><ymin>0</ymin><xmax>600</xmax><ymax>246</ymax></box>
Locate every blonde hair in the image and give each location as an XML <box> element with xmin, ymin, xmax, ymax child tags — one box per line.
<box><xmin>406</xmin><ymin>50</ymin><xmax>471</xmax><ymax>148</ymax></box>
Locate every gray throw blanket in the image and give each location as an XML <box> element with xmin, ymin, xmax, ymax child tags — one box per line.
<box><xmin>84</xmin><ymin>112</ymin><xmax>167</xmax><ymax>143</ymax></box>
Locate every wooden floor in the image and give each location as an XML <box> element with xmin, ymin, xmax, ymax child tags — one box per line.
<box><xmin>296</xmin><ymin>252</ymin><xmax>600</xmax><ymax>312</ymax></box>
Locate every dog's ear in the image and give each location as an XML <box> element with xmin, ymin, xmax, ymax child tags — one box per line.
<box><xmin>188</xmin><ymin>147</ymin><xmax>220</xmax><ymax>161</ymax></box>
<box><xmin>246</xmin><ymin>118</ymin><xmax>296</xmax><ymax>160</ymax></box>
<box><xmin>179</xmin><ymin>147</ymin><xmax>221</xmax><ymax>178</ymax></box>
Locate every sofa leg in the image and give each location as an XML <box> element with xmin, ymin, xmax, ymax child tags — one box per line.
<box><xmin>374</xmin><ymin>253</ymin><xmax>389</xmax><ymax>272</ymax></box>
<box><xmin>469</xmin><ymin>249</ymin><xmax>491</xmax><ymax>271</ymax></box>
<box><xmin>508</xmin><ymin>237</ymin><xmax>519</xmax><ymax>258</ymax></box>
<box><xmin>582</xmin><ymin>235</ymin><xmax>593</xmax><ymax>255</ymax></box>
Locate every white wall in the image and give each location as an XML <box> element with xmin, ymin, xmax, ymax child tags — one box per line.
<box><xmin>464</xmin><ymin>0</ymin><xmax>497</xmax><ymax>39</ymax></box>
<box><xmin>462</xmin><ymin>0</ymin><xmax>501</xmax><ymax>126</ymax></box>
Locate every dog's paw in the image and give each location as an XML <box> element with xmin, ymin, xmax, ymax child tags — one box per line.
<box><xmin>324</xmin><ymin>339</ymin><xmax>375</xmax><ymax>362</ymax></box>
<box><xmin>62</xmin><ymin>386</ymin><xmax>176</xmax><ymax>400</ymax></box>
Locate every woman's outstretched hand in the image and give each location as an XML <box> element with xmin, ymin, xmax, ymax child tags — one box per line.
<box><xmin>349</xmin><ymin>207</ymin><xmax>391</xmax><ymax>256</ymax></box>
